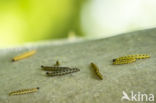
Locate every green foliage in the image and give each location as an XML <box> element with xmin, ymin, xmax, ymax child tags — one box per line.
<box><xmin>0</xmin><ymin>0</ymin><xmax>83</xmax><ymax>47</ymax></box>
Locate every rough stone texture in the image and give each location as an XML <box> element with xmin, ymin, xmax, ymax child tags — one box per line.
<box><xmin>0</xmin><ymin>28</ymin><xmax>156</xmax><ymax>103</ymax></box>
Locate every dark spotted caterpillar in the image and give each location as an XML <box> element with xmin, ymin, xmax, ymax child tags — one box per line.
<box><xmin>46</xmin><ymin>68</ymin><xmax>80</xmax><ymax>76</ymax></box>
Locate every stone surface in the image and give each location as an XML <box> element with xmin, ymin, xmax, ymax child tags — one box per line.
<box><xmin>0</xmin><ymin>28</ymin><xmax>156</xmax><ymax>103</ymax></box>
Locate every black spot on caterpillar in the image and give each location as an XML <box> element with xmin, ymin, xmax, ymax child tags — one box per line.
<box><xmin>113</xmin><ymin>59</ymin><xmax>116</xmax><ymax>62</ymax></box>
<box><xmin>90</xmin><ymin>62</ymin><xmax>103</xmax><ymax>80</ymax></box>
<box><xmin>46</xmin><ymin>68</ymin><xmax>80</xmax><ymax>76</ymax></box>
<box><xmin>9</xmin><ymin>87</ymin><xmax>39</xmax><ymax>96</ymax></box>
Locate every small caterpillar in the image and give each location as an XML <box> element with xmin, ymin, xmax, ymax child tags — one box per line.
<box><xmin>131</xmin><ymin>54</ymin><xmax>150</xmax><ymax>59</ymax></box>
<box><xmin>9</xmin><ymin>87</ymin><xmax>39</xmax><ymax>96</ymax></box>
<box><xmin>46</xmin><ymin>68</ymin><xmax>80</xmax><ymax>76</ymax></box>
<box><xmin>12</xmin><ymin>50</ymin><xmax>36</xmax><ymax>61</ymax></box>
<box><xmin>54</xmin><ymin>60</ymin><xmax>60</xmax><ymax>66</ymax></box>
<box><xmin>41</xmin><ymin>66</ymin><xmax>72</xmax><ymax>71</ymax></box>
<box><xmin>90</xmin><ymin>62</ymin><xmax>103</xmax><ymax>80</ymax></box>
<box><xmin>113</xmin><ymin>58</ymin><xmax>136</xmax><ymax>65</ymax></box>
<box><xmin>113</xmin><ymin>54</ymin><xmax>150</xmax><ymax>61</ymax></box>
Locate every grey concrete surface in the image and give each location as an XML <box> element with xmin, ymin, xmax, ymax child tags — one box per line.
<box><xmin>0</xmin><ymin>28</ymin><xmax>156</xmax><ymax>103</ymax></box>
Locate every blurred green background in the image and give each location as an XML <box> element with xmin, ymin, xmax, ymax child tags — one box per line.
<box><xmin>1</xmin><ymin>0</ymin><xmax>156</xmax><ymax>48</ymax></box>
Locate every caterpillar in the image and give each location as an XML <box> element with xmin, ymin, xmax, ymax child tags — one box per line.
<box><xmin>12</xmin><ymin>50</ymin><xmax>36</xmax><ymax>61</ymax></box>
<box><xmin>113</xmin><ymin>57</ymin><xmax>136</xmax><ymax>65</ymax></box>
<box><xmin>113</xmin><ymin>54</ymin><xmax>150</xmax><ymax>61</ymax></box>
<box><xmin>41</xmin><ymin>66</ymin><xmax>72</xmax><ymax>71</ymax></box>
<box><xmin>54</xmin><ymin>60</ymin><xmax>60</xmax><ymax>66</ymax></box>
<box><xmin>90</xmin><ymin>62</ymin><xmax>103</xmax><ymax>80</ymax></box>
<box><xmin>46</xmin><ymin>68</ymin><xmax>80</xmax><ymax>76</ymax></box>
<box><xmin>131</xmin><ymin>54</ymin><xmax>150</xmax><ymax>59</ymax></box>
<box><xmin>9</xmin><ymin>87</ymin><xmax>39</xmax><ymax>96</ymax></box>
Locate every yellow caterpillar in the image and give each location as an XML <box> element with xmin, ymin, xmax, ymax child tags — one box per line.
<box><xmin>113</xmin><ymin>54</ymin><xmax>150</xmax><ymax>61</ymax></box>
<box><xmin>90</xmin><ymin>62</ymin><xmax>103</xmax><ymax>80</ymax></box>
<box><xmin>113</xmin><ymin>58</ymin><xmax>136</xmax><ymax>65</ymax></box>
<box><xmin>131</xmin><ymin>54</ymin><xmax>150</xmax><ymax>59</ymax></box>
<box><xmin>9</xmin><ymin>87</ymin><xmax>39</xmax><ymax>96</ymax></box>
<box><xmin>12</xmin><ymin>50</ymin><xmax>36</xmax><ymax>61</ymax></box>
